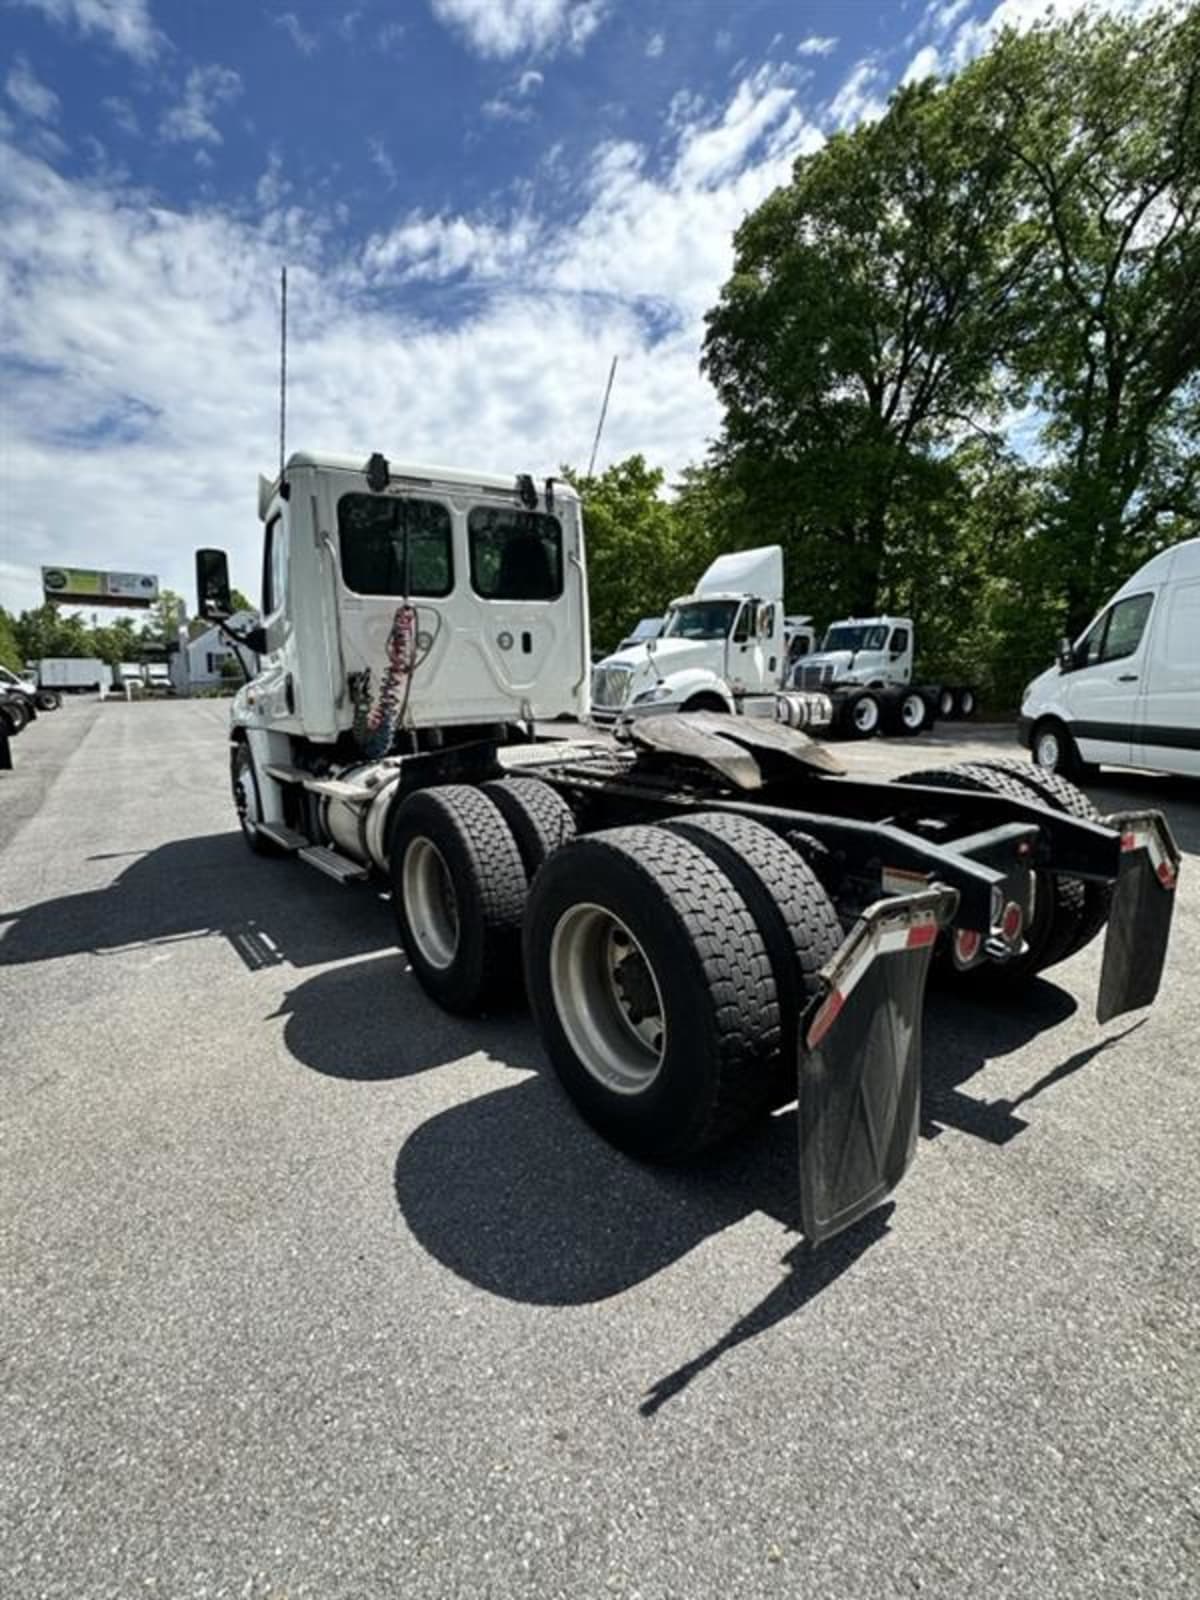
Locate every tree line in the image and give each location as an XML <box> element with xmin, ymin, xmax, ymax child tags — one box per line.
<box><xmin>0</xmin><ymin>588</ymin><xmax>253</xmax><ymax>675</ymax></box>
<box><xmin>579</xmin><ymin>6</ymin><xmax>1199</xmax><ymax>707</ymax></box>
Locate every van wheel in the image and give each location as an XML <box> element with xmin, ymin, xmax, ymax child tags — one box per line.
<box><xmin>1032</xmin><ymin>719</ymin><xmax>1090</xmax><ymax>782</ymax></box>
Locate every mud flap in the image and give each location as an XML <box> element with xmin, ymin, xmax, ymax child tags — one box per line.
<box><xmin>796</xmin><ymin>887</ymin><xmax>958</xmax><ymax>1246</ymax></box>
<box><xmin>1097</xmin><ymin>811</ymin><xmax>1180</xmax><ymax>1025</ymax></box>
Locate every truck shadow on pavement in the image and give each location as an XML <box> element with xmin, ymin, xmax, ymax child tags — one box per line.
<box><xmin>386</xmin><ymin>970</ymin><xmax>1144</xmax><ymax>1412</ymax></box>
<box><xmin>0</xmin><ymin>832</ymin><xmax>397</xmax><ymax>971</ymax></box>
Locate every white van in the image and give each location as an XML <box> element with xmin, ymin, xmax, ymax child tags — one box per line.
<box><xmin>1020</xmin><ymin>538</ymin><xmax>1200</xmax><ymax>780</ymax></box>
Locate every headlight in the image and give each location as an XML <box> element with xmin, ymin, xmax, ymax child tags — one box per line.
<box><xmin>633</xmin><ymin>684</ymin><xmax>675</xmax><ymax>704</ymax></box>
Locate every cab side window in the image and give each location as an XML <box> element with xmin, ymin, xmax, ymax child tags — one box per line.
<box><xmin>889</xmin><ymin>627</ymin><xmax>909</xmax><ymax>655</ymax></box>
<box><xmin>1101</xmin><ymin>593</ymin><xmax>1152</xmax><ymax>663</ymax></box>
<box><xmin>262</xmin><ymin>514</ymin><xmax>287</xmax><ymax>618</ymax></box>
<box><xmin>733</xmin><ymin>603</ymin><xmax>754</xmax><ymax>643</ymax></box>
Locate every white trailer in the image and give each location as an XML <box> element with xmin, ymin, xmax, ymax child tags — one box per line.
<box><xmin>190</xmin><ymin>448</ymin><xmax>1179</xmax><ymax>1247</ymax></box>
<box><xmin>37</xmin><ymin>657</ymin><xmax>106</xmax><ymax>693</ymax></box>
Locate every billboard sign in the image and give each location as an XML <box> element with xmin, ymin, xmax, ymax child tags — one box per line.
<box><xmin>41</xmin><ymin>567</ymin><xmax>160</xmax><ymax>609</ymax></box>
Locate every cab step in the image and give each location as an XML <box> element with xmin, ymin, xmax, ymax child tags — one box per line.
<box><xmin>255</xmin><ymin>822</ymin><xmax>309</xmax><ymax>853</ymax></box>
<box><xmin>297</xmin><ymin>845</ymin><xmax>369</xmax><ymax>883</ymax></box>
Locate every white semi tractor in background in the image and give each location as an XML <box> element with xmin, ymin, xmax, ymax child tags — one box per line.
<box><xmin>192</xmin><ymin>448</ymin><xmax>1179</xmax><ymax>1246</ymax></box>
<box><xmin>590</xmin><ymin>547</ymin><xmax>975</xmax><ymax>738</ymax></box>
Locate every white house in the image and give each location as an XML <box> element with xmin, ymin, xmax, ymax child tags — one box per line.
<box><xmin>186</xmin><ymin>621</ymin><xmax>256</xmax><ymax>689</ymax></box>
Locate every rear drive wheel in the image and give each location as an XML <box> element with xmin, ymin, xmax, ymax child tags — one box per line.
<box><xmin>663</xmin><ymin>812</ymin><xmax>842</xmax><ymax>1106</ymax></box>
<box><xmin>846</xmin><ymin>690</ymin><xmax>882</xmax><ymax>739</ymax></box>
<box><xmin>391</xmin><ymin>786</ymin><xmax>526</xmax><ymax>1014</ymax></box>
<box><xmin>525</xmin><ymin>826</ymin><xmax>780</xmax><ymax>1159</ymax></box>
<box><xmin>956</xmin><ymin>687</ymin><xmax>976</xmax><ymax>719</ymax></box>
<box><xmin>938</xmin><ymin>687</ymin><xmax>955</xmax><ymax>719</ymax></box>
<box><xmin>888</xmin><ymin>690</ymin><xmax>928</xmax><ymax>737</ymax></box>
<box><xmin>482</xmin><ymin>777</ymin><xmax>576</xmax><ymax>879</ymax></box>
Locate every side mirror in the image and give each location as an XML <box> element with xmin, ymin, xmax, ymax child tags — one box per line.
<box><xmin>196</xmin><ymin>548</ymin><xmax>232</xmax><ymax>621</ymax></box>
<box><xmin>1057</xmin><ymin>636</ymin><xmax>1074</xmax><ymax>673</ymax></box>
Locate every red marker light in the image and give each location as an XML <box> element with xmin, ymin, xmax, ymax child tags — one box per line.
<box><xmin>806</xmin><ymin>989</ymin><xmax>845</xmax><ymax>1050</ymax></box>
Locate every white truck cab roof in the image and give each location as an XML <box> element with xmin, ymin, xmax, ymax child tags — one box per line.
<box><xmin>260</xmin><ymin>452</ymin><xmax>578</xmax><ymax>520</ymax></box>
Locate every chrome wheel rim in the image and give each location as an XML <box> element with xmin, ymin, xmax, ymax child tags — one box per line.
<box><xmin>549</xmin><ymin>903</ymin><xmax>666</xmax><ymax>1095</ymax></box>
<box><xmin>403</xmin><ymin>837</ymin><xmax>460</xmax><ymax>969</ymax></box>
<box><xmin>853</xmin><ymin>696</ymin><xmax>879</xmax><ymax>734</ymax></box>
<box><xmin>939</xmin><ymin>690</ymin><xmax>954</xmax><ymax>717</ymax></box>
<box><xmin>1036</xmin><ymin>731</ymin><xmax>1060</xmax><ymax>771</ymax></box>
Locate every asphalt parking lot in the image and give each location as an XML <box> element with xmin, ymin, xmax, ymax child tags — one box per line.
<box><xmin>2</xmin><ymin>699</ymin><xmax>1198</xmax><ymax>1599</ymax></box>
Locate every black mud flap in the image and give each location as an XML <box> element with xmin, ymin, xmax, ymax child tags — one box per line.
<box><xmin>1097</xmin><ymin>811</ymin><xmax>1181</xmax><ymax>1025</ymax></box>
<box><xmin>796</xmin><ymin>887</ymin><xmax>958</xmax><ymax>1247</ymax></box>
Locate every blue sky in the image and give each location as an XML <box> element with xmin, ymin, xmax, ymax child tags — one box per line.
<box><xmin>0</xmin><ymin>0</ymin><xmax>1115</xmax><ymax>611</ymax></box>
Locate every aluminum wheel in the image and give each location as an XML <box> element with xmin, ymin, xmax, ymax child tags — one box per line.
<box><xmin>549</xmin><ymin>903</ymin><xmax>667</xmax><ymax>1095</ymax></box>
<box><xmin>402</xmin><ymin>836</ymin><xmax>460</xmax><ymax>970</ymax></box>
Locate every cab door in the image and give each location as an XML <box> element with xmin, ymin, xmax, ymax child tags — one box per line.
<box><xmin>1066</xmin><ymin>592</ymin><xmax>1155</xmax><ymax>768</ymax></box>
<box><xmin>727</xmin><ymin>600</ymin><xmax>769</xmax><ymax>692</ymax></box>
<box><xmin>1135</xmin><ymin>576</ymin><xmax>1200</xmax><ymax>777</ymax></box>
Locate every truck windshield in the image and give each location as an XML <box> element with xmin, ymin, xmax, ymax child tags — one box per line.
<box><xmin>661</xmin><ymin>601</ymin><xmax>739</xmax><ymax>640</ymax></box>
<box><xmin>338</xmin><ymin>493</ymin><xmax>453</xmax><ymax>597</ymax></box>
<box><xmin>821</xmin><ymin>624</ymin><xmax>888</xmax><ymax>652</ymax></box>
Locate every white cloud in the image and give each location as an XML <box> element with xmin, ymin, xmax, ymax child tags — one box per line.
<box><xmin>428</xmin><ymin>0</ymin><xmax>607</xmax><ymax>59</ymax></box>
<box><xmin>645</xmin><ymin>30</ymin><xmax>664</xmax><ymax>58</ymax></box>
<box><xmin>796</xmin><ymin>34</ymin><xmax>837</xmax><ymax>56</ymax></box>
<box><xmin>946</xmin><ymin>0</ymin><xmax>1146</xmax><ymax>69</ymax></box>
<box><xmin>10</xmin><ymin>0</ymin><xmax>160</xmax><ymax>62</ymax></box>
<box><xmin>0</xmin><ymin>64</ymin><xmax>825</xmax><ymax>609</ymax></box>
<box><xmin>5</xmin><ymin>55</ymin><xmax>60</xmax><ymax>122</ymax></box>
<box><xmin>827</xmin><ymin>58</ymin><xmax>886</xmax><ymax>129</ymax></box>
<box><xmin>901</xmin><ymin>44</ymin><xmax>942</xmax><ymax>85</ymax></box>
<box><xmin>482</xmin><ymin>66</ymin><xmax>545</xmax><ymax>121</ymax></box>
<box><xmin>159</xmin><ymin>65</ymin><xmax>243</xmax><ymax>146</ymax></box>
<box><xmin>273</xmin><ymin>11</ymin><xmax>317</xmax><ymax>55</ymax></box>
<box><xmin>102</xmin><ymin>94</ymin><xmax>140</xmax><ymax>135</ymax></box>
<box><xmin>378</xmin><ymin>20</ymin><xmax>406</xmax><ymax>54</ymax></box>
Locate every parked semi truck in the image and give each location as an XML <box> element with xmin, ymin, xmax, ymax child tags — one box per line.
<box><xmin>590</xmin><ymin>548</ymin><xmax>971</xmax><ymax>738</ymax></box>
<box><xmin>194</xmin><ymin>449</ymin><xmax>1179</xmax><ymax>1245</ymax></box>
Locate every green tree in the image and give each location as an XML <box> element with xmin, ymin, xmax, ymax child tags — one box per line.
<box><xmin>142</xmin><ymin>589</ymin><xmax>187</xmax><ymax>649</ymax></box>
<box><xmin>971</xmin><ymin>6</ymin><xmax>1200</xmax><ymax>629</ymax></box>
<box><xmin>12</xmin><ymin>603</ymin><xmax>94</xmax><ymax>662</ymax></box>
<box><xmin>703</xmin><ymin>75</ymin><xmax>1030</xmax><ymax>615</ymax></box>
<box><xmin>0</xmin><ymin>609</ymin><xmax>23</xmax><ymax>672</ymax></box>
<box><xmin>566</xmin><ymin>456</ymin><xmax>707</xmax><ymax>652</ymax></box>
<box><xmin>90</xmin><ymin>616</ymin><xmax>142</xmax><ymax>666</ymax></box>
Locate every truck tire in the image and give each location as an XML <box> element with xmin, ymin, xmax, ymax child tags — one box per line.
<box><xmin>844</xmin><ymin>689</ymin><xmax>882</xmax><ymax>739</ymax></box>
<box><xmin>885</xmin><ymin>689</ymin><xmax>928</xmax><ymax>737</ymax></box>
<box><xmin>938</xmin><ymin>687</ymin><xmax>955</xmax><ymax>719</ymax></box>
<box><xmin>956</xmin><ymin>687</ymin><xmax>976</xmax><ymax>719</ymax></box>
<box><xmin>482</xmin><ymin>777</ymin><xmax>576</xmax><ymax>880</ymax></box>
<box><xmin>896</xmin><ymin>762</ymin><xmax>1085</xmax><ymax>979</ymax></box>
<box><xmin>391</xmin><ymin>786</ymin><xmax>526</xmax><ymax>1016</ymax></box>
<box><xmin>524</xmin><ymin>825</ymin><xmax>780</xmax><ymax>1160</ymax></box>
<box><xmin>231</xmin><ymin>741</ymin><xmax>279</xmax><ymax>856</ymax></box>
<box><xmin>35</xmin><ymin>690</ymin><xmax>60</xmax><ymax>711</ymax></box>
<box><xmin>663</xmin><ymin>812</ymin><xmax>842</xmax><ymax>1107</ymax></box>
<box><xmin>968</xmin><ymin>758</ymin><xmax>1111</xmax><ymax>960</ymax></box>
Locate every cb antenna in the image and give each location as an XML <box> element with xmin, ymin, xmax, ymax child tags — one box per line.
<box><xmin>278</xmin><ymin>264</ymin><xmax>288</xmax><ymax>480</ymax></box>
<box><xmin>586</xmin><ymin>355</ymin><xmax>617</xmax><ymax>479</ymax></box>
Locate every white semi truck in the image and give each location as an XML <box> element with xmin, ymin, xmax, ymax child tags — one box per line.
<box><xmin>590</xmin><ymin>550</ymin><xmax>972</xmax><ymax>738</ymax></box>
<box><xmin>193</xmin><ymin>449</ymin><xmax>1179</xmax><ymax>1246</ymax></box>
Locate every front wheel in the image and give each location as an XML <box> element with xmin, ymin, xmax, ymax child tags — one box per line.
<box><xmin>845</xmin><ymin>690</ymin><xmax>882</xmax><ymax>739</ymax></box>
<box><xmin>1032</xmin><ymin>719</ymin><xmax>1088</xmax><ymax>782</ymax></box>
<box><xmin>231</xmin><ymin>741</ymin><xmax>276</xmax><ymax>855</ymax></box>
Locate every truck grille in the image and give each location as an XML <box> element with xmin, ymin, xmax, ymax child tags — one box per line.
<box><xmin>591</xmin><ymin>664</ymin><xmax>633</xmax><ymax>709</ymax></box>
<box><xmin>796</xmin><ymin>662</ymin><xmax>835</xmax><ymax>690</ymax></box>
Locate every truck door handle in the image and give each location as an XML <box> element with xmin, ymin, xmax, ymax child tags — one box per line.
<box><xmin>1117</xmin><ymin>673</ymin><xmax>1139</xmax><ymax>682</ymax></box>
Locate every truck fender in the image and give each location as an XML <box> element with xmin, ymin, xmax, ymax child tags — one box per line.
<box><xmin>637</xmin><ymin>667</ymin><xmax>735</xmax><ymax>715</ymax></box>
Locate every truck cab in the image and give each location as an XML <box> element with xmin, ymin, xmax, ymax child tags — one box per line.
<box><xmin>591</xmin><ymin>546</ymin><xmax>788</xmax><ymax>721</ymax></box>
<box><xmin>208</xmin><ymin>451</ymin><xmax>589</xmax><ymax>750</ymax></box>
<box><xmin>792</xmin><ymin>616</ymin><xmax>914</xmax><ymax>692</ymax></box>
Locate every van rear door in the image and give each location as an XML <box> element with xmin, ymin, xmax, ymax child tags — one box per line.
<box><xmin>1135</xmin><ymin>571</ymin><xmax>1200</xmax><ymax>778</ymax></box>
<box><xmin>1068</xmin><ymin>592</ymin><xmax>1156</xmax><ymax>769</ymax></box>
